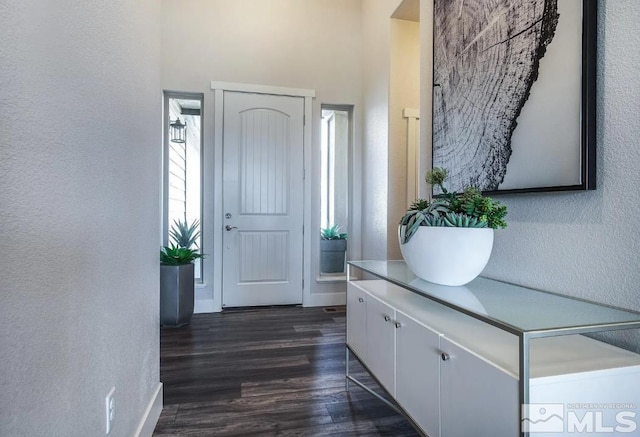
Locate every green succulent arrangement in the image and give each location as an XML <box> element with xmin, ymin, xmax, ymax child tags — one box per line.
<box><xmin>160</xmin><ymin>245</ymin><xmax>204</xmax><ymax>265</ymax></box>
<box><xmin>399</xmin><ymin>168</ymin><xmax>507</xmax><ymax>244</ymax></box>
<box><xmin>160</xmin><ymin>219</ymin><xmax>204</xmax><ymax>265</ymax></box>
<box><xmin>169</xmin><ymin>218</ymin><xmax>201</xmax><ymax>249</ymax></box>
<box><xmin>321</xmin><ymin>224</ymin><xmax>347</xmax><ymax>240</ymax></box>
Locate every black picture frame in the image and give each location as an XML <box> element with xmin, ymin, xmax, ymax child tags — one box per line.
<box><xmin>431</xmin><ymin>0</ymin><xmax>597</xmax><ymax>196</ymax></box>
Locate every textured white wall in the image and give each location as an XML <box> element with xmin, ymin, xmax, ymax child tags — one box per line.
<box><xmin>480</xmin><ymin>1</ymin><xmax>640</xmax><ymax>352</ymax></box>
<box><xmin>0</xmin><ymin>1</ymin><xmax>162</xmax><ymax>435</ymax></box>
<box><xmin>361</xmin><ymin>0</ymin><xmax>404</xmax><ymax>260</ymax></box>
<box><xmin>161</xmin><ymin>0</ymin><xmax>364</xmax><ymax>306</ymax></box>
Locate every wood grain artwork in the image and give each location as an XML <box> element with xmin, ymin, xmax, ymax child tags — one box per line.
<box><xmin>432</xmin><ymin>0</ymin><xmax>594</xmax><ymax>193</ymax></box>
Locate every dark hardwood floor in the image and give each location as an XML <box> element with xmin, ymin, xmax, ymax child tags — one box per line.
<box><xmin>154</xmin><ymin>306</ymin><xmax>419</xmax><ymax>436</ymax></box>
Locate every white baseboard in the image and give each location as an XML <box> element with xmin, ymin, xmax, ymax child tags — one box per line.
<box><xmin>194</xmin><ymin>298</ymin><xmax>215</xmax><ymax>313</ymax></box>
<box><xmin>135</xmin><ymin>383</ymin><xmax>163</xmax><ymax>437</ymax></box>
<box><xmin>198</xmin><ymin>294</ymin><xmax>343</xmax><ymax>311</ymax></box>
<box><xmin>303</xmin><ymin>292</ymin><xmax>346</xmax><ymax>307</ymax></box>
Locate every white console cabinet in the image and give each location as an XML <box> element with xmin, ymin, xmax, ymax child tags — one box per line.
<box><xmin>346</xmin><ymin>261</ymin><xmax>640</xmax><ymax>437</ymax></box>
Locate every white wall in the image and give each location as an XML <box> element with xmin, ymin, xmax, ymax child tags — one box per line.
<box><xmin>433</xmin><ymin>1</ymin><xmax>640</xmax><ymax>352</ymax></box>
<box><xmin>388</xmin><ymin>18</ymin><xmax>420</xmax><ymax>260</ymax></box>
<box><xmin>0</xmin><ymin>1</ymin><xmax>162</xmax><ymax>435</ymax></box>
<box><xmin>361</xmin><ymin>0</ymin><xmax>404</xmax><ymax>260</ymax></box>
<box><xmin>161</xmin><ymin>0</ymin><xmax>364</xmax><ymax>309</ymax></box>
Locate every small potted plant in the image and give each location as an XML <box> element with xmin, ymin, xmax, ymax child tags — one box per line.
<box><xmin>160</xmin><ymin>219</ymin><xmax>203</xmax><ymax>327</ymax></box>
<box><xmin>320</xmin><ymin>224</ymin><xmax>347</xmax><ymax>274</ymax></box>
<box><xmin>398</xmin><ymin>168</ymin><xmax>507</xmax><ymax>286</ymax></box>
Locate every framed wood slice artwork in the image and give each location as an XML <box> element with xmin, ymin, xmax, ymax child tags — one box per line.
<box><xmin>432</xmin><ymin>0</ymin><xmax>597</xmax><ymax>195</ymax></box>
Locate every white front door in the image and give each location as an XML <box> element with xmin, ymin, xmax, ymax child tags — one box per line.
<box><xmin>222</xmin><ymin>91</ymin><xmax>304</xmax><ymax>307</ymax></box>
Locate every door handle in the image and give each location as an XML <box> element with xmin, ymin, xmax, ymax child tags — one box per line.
<box><xmin>225</xmin><ymin>225</ymin><xmax>238</xmax><ymax>231</ymax></box>
<box><xmin>384</xmin><ymin>315</ymin><xmax>391</xmax><ymax>322</ymax></box>
<box><xmin>358</xmin><ymin>297</ymin><xmax>364</xmax><ymax>303</ymax></box>
<box><xmin>441</xmin><ymin>352</ymin><xmax>451</xmax><ymax>361</ymax></box>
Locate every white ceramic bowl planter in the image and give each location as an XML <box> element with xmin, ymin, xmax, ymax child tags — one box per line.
<box><xmin>399</xmin><ymin>226</ymin><xmax>494</xmax><ymax>286</ymax></box>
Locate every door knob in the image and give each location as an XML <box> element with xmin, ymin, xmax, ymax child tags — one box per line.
<box><xmin>395</xmin><ymin>322</ymin><xmax>402</xmax><ymax>329</ymax></box>
<box><xmin>225</xmin><ymin>225</ymin><xmax>238</xmax><ymax>231</ymax></box>
<box><xmin>358</xmin><ymin>297</ymin><xmax>364</xmax><ymax>303</ymax></box>
<box><xmin>441</xmin><ymin>352</ymin><xmax>451</xmax><ymax>361</ymax></box>
<box><xmin>384</xmin><ymin>315</ymin><xmax>391</xmax><ymax>322</ymax></box>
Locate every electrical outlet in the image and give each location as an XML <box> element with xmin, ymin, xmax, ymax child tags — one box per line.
<box><xmin>105</xmin><ymin>387</ymin><xmax>115</xmax><ymax>435</ymax></box>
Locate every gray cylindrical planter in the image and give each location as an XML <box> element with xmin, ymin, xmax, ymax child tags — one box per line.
<box><xmin>320</xmin><ymin>239</ymin><xmax>347</xmax><ymax>273</ymax></box>
<box><xmin>160</xmin><ymin>263</ymin><xmax>195</xmax><ymax>327</ymax></box>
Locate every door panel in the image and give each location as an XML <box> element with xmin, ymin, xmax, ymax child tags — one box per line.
<box><xmin>239</xmin><ymin>108</ymin><xmax>290</xmax><ymax>216</ymax></box>
<box><xmin>238</xmin><ymin>231</ymin><xmax>289</xmax><ymax>283</ymax></box>
<box><xmin>396</xmin><ymin>313</ymin><xmax>441</xmax><ymax>437</ymax></box>
<box><xmin>223</xmin><ymin>92</ymin><xmax>304</xmax><ymax>307</ymax></box>
<box><xmin>346</xmin><ymin>284</ymin><xmax>367</xmax><ymax>360</ymax></box>
<box><xmin>440</xmin><ymin>338</ymin><xmax>518</xmax><ymax>437</ymax></box>
<box><xmin>366</xmin><ymin>296</ymin><xmax>396</xmax><ymax>396</ymax></box>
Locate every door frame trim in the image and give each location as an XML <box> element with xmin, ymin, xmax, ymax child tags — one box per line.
<box><xmin>211</xmin><ymin>81</ymin><xmax>316</xmax><ymax>98</ymax></box>
<box><xmin>211</xmin><ymin>82</ymin><xmax>314</xmax><ymax>312</ymax></box>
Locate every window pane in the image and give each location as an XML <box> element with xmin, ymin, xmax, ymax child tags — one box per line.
<box><xmin>320</xmin><ymin>107</ymin><xmax>351</xmax><ymax>276</ymax></box>
<box><xmin>166</xmin><ymin>96</ymin><xmax>203</xmax><ymax>280</ymax></box>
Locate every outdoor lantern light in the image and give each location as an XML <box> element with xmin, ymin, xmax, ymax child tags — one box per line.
<box><xmin>169</xmin><ymin>118</ymin><xmax>187</xmax><ymax>143</ymax></box>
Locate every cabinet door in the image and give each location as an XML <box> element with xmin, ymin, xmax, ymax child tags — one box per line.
<box><xmin>440</xmin><ymin>338</ymin><xmax>518</xmax><ymax>437</ymax></box>
<box><xmin>395</xmin><ymin>313</ymin><xmax>441</xmax><ymax>437</ymax></box>
<box><xmin>346</xmin><ymin>283</ymin><xmax>367</xmax><ymax>360</ymax></box>
<box><xmin>366</xmin><ymin>296</ymin><xmax>396</xmax><ymax>395</ymax></box>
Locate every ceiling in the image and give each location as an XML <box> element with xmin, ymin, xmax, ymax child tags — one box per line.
<box><xmin>392</xmin><ymin>0</ymin><xmax>420</xmax><ymax>22</ymax></box>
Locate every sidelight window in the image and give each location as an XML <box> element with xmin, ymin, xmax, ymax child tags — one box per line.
<box><xmin>320</xmin><ymin>105</ymin><xmax>352</xmax><ymax>276</ymax></box>
<box><xmin>163</xmin><ymin>93</ymin><xmax>203</xmax><ymax>280</ymax></box>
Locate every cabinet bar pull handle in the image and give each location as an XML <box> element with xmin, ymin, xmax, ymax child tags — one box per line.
<box><xmin>384</xmin><ymin>315</ymin><xmax>391</xmax><ymax>322</ymax></box>
<box><xmin>441</xmin><ymin>352</ymin><xmax>451</xmax><ymax>361</ymax></box>
<box><xmin>358</xmin><ymin>297</ymin><xmax>364</xmax><ymax>303</ymax></box>
<box><xmin>395</xmin><ymin>322</ymin><xmax>402</xmax><ymax>329</ymax></box>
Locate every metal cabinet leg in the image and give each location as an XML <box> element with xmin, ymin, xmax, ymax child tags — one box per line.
<box><xmin>345</xmin><ymin>346</ymin><xmax>350</xmax><ymax>392</ymax></box>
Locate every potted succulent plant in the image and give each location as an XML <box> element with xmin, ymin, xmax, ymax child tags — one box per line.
<box><xmin>320</xmin><ymin>224</ymin><xmax>348</xmax><ymax>274</ymax></box>
<box><xmin>160</xmin><ymin>219</ymin><xmax>203</xmax><ymax>327</ymax></box>
<box><xmin>399</xmin><ymin>168</ymin><xmax>507</xmax><ymax>286</ymax></box>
